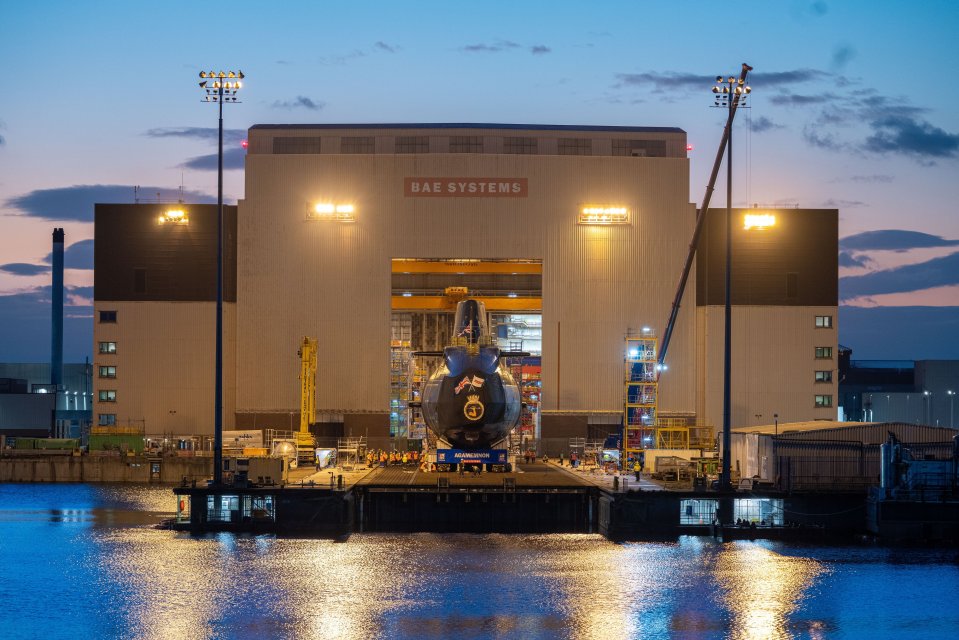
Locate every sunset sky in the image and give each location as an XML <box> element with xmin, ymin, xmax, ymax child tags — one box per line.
<box><xmin>1</xmin><ymin>0</ymin><xmax>957</xmax><ymax>362</ymax></box>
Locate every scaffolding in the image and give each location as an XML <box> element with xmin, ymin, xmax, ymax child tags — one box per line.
<box><xmin>503</xmin><ymin>339</ymin><xmax>540</xmax><ymax>443</ymax></box>
<box><xmin>389</xmin><ymin>340</ymin><xmax>411</xmax><ymax>438</ymax></box>
<box><xmin>624</xmin><ymin>333</ymin><xmax>658</xmax><ymax>466</ymax></box>
<box><xmin>336</xmin><ymin>436</ymin><xmax>366</xmax><ymax>471</ymax></box>
<box><xmin>407</xmin><ymin>353</ymin><xmax>431</xmax><ymax>441</ymax></box>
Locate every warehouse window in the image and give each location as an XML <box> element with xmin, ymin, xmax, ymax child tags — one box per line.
<box><xmin>612</xmin><ymin>139</ymin><xmax>667</xmax><ymax>157</ymax></box>
<box><xmin>815</xmin><ymin>394</ymin><xmax>833</xmax><ymax>408</ymax></box>
<box><xmin>272</xmin><ymin>136</ymin><xmax>323</xmax><ymax>154</ymax></box>
<box><xmin>815</xmin><ymin>370</ymin><xmax>833</xmax><ymax>383</ymax></box>
<box><xmin>340</xmin><ymin>136</ymin><xmax>374</xmax><ymax>153</ymax></box>
<box><xmin>98</xmin><ymin>413</ymin><xmax>117</xmax><ymax>426</ymax></box>
<box><xmin>98</xmin><ymin>366</ymin><xmax>116</xmax><ymax>379</ymax></box>
<box><xmin>679</xmin><ymin>499</ymin><xmax>718</xmax><ymax>525</ymax></box>
<box><xmin>504</xmin><ymin>136</ymin><xmax>537</xmax><ymax>154</ymax></box>
<box><xmin>98</xmin><ymin>390</ymin><xmax>117</xmax><ymax>402</ymax></box>
<box><xmin>449</xmin><ymin>136</ymin><xmax>483</xmax><ymax>153</ymax></box>
<box><xmin>559</xmin><ymin>138</ymin><xmax>591</xmax><ymax>155</ymax></box>
<box><xmin>99</xmin><ymin>310</ymin><xmax>117</xmax><ymax>323</ymax></box>
<box><xmin>815</xmin><ymin>347</ymin><xmax>833</xmax><ymax>359</ymax></box>
<box><xmin>815</xmin><ymin>315</ymin><xmax>833</xmax><ymax>328</ymax></box>
<box><xmin>395</xmin><ymin>136</ymin><xmax>429</xmax><ymax>153</ymax></box>
<box><xmin>98</xmin><ymin>342</ymin><xmax>117</xmax><ymax>354</ymax></box>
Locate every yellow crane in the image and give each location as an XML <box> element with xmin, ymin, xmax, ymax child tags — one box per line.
<box><xmin>296</xmin><ymin>336</ymin><xmax>318</xmax><ymax>465</ymax></box>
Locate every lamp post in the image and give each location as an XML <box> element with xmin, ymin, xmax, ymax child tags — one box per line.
<box><xmin>923</xmin><ymin>390</ymin><xmax>932</xmax><ymax>425</ymax></box>
<box><xmin>712</xmin><ymin>69</ymin><xmax>752</xmax><ymax>492</ymax></box>
<box><xmin>198</xmin><ymin>69</ymin><xmax>244</xmax><ymax>485</ymax></box>
<box><xmin>774</xmin><ymin>413</ymin><xmax>779</xmax><ymax>437</ymax></box>
<box><xmin>947</xmin><ymin>390</ymin><xmax>955</xmax><ymax>428</ymax></box>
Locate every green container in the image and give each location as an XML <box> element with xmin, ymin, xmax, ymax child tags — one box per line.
<box><xmin>34</xmin><ymin>438</ymin><xmax>79</xmax><ymax>450</ymax></box>
<box><xmin>89</xmin><ymin>434</ymin><xmax>145</xmax><ymax>453</ymax></box>
<box><xmin>14</xmin><ymin>438</ymin><xmax>37</xmax><ymax>450</ymax></box>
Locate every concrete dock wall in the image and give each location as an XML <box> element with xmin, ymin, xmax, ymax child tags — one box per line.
<box><xmin>358</xmin><ymin>489</ymin><xmax>595</xmax><ymax>534</ymax></box>
<box><xmin>0</xmin><ymin>456</ymin><xmax>211</xmax><ymax>483</ymax></box>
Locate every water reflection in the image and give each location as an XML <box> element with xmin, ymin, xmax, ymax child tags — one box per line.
<box><xmin>715</xmin><ymin>541</ymin><xmax>826</xmax><ymax>640</ymax></box>
<box><xmin>3</xmin><ymin>485</ymin><xmax>959</xmax><ymax>640</ymax></box>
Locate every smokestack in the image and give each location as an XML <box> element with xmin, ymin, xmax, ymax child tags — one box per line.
<box><xmin>51</xmin><ymin>228</ymin><xmax>64</xmax><ymax>388</ymax></box>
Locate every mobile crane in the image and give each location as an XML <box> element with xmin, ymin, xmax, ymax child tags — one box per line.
<box><xmin>658</xmin><ymin>62</ymin><xmax>753</xmax><ymax>367</ymax></box>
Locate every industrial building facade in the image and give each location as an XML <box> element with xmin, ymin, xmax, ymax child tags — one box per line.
<box><xmin>93</xmin><ymin>124</ymin><xmax>838</xmax><ymax>444</ymax></box>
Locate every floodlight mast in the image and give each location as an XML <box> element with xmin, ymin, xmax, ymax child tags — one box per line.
<box><xmin>198</xmin><ymin>69</ymin><xmax>243</xmax><ymax>485</ymax></box>
<box><xmin>658</xmin><ymin>63</ymin><xmax>752</xmax><ymax>367</ymax></box>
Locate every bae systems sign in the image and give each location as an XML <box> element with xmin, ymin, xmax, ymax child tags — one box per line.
<box><xmin>404</xmin><ymin>177</ymin><xmax>528</xmax><ymax>197</ymax></box>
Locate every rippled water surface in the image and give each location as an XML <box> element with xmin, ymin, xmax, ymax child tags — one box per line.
<box><xmin>2</xmin><ymin>484</ymin><xmax>958</xmax><ymax>639</ymax></box>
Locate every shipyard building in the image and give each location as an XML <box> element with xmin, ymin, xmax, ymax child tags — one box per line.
<box><xmin>93</xmin><ymin>124</ymin><xmax>838</xmax><ymax>449</ymax></box>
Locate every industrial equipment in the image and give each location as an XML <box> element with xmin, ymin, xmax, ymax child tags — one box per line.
<box><xmin>294</xmin><ymin>336</ymin><xmax>317</xmax><ymax>467</ymax></box>
<box><xmin>659</xmin><ymin>62</ymin><xmax>753</xmax><ymax>366</ymax></box>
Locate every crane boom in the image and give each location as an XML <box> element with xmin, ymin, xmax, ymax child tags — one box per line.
<box><xmin>296</xmin><ymin>336</ymin><xmax>318</xmax><ymax>463</ymax></box>
<box><xmin>658</xmin><ymin>62</ymin><xmax>753</xmax><ymax>366</ymax></box>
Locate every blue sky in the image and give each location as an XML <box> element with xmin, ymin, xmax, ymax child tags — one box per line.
<box><xmin>1</xmin><ymin>0</ymin><xmax>958</xmax><ymax>362</ymax></box>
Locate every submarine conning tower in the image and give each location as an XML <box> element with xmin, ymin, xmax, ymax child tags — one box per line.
<box><xmin>453</xmin><ymin>298</ymin><xmax>492</xmax><ymax>349</ymax></box>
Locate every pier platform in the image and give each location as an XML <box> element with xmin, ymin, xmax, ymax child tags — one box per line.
<box><xmin>357</xmin><ymin>460</ymin><xmax>590</xmax><ymax>489</ymax></box>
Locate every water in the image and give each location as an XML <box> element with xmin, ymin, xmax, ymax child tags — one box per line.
<box><xmin>1</xmin><ymin>484</ymin><xmax>958</xmax><ymax>640</ymax></box>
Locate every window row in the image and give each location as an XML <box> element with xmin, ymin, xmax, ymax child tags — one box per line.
<box><xmin>99</xmin><ymin>310</ymin><xmax>117</xmax><ymax>323</ymax></box>
<box><xmin>815</xmin><ymin>394</ymin><xmax>833</xmax><ymax>408</ymax></box>
<box><xmin>98</xmin><ymin>413</ymin><xmax>116</xmax><ymax>426</ymax></box>
<box><xmin>99</xmin><ymin>341</ymin><xmax>116</xmax><ymax>354</ymax></box>
<box><xmin>815</xmin><ymin>346</ymin><xmax>833</xmax><ymax>359</ymax></box>
<box><xmin>98</xmin><ymin>366</ymin><xmax>116</xmax><ymax>378</ymax></box>
<box><xmin>99</xmin><ymin>390</ymin><xmax>116</xmax><ymax>403</ymax></box>
<box><xmin>271</xmin><ymin>135</ymin><xmax>673</xmax><ymax>157</ymax></box>
<box><xmin>815</xmin><ymin>315</ymin><xmax>833</xmax><ymax>328</ymax></box>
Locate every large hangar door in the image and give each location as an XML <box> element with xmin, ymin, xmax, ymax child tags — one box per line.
<box><xmin>388</xmin><ymin>259</ymin><xmax>542</xmax><ymax>441</ymax></box>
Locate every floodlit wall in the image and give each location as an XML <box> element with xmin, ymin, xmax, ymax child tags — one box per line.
<box><xmin>697</xmin><ymin>305</ymin><xmax>839</xmax><ymax>428</ymax></box>
<box><xmin>92</xmin><ymin>301</ymin><xmax>237</xmax><ymax>435</ymax></box>
<box><xmin>237</xmin><ymin>125</ymin><xmax>697</xmax><ymax>430</ymax></box>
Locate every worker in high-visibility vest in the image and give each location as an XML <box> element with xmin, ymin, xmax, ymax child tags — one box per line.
<box><xmin>633</xmin><ymin>460</ymin><xmax>641</xmax><ymax>482</ymax></box>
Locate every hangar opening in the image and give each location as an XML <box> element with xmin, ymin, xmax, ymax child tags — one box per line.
<box><xmin>389</xmin><ymin>258</ymin><xmax>542</xmax><ymax>445</ymax></box>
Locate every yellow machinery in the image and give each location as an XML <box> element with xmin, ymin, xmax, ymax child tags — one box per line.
<box><xmin>296</xmin><ymin>336</ymin><xmax>317</xmax><ymax>463</ymax></box>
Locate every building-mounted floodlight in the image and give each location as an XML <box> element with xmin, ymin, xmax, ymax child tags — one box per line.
<box><xmin>308</xmin><ymin>203</ymin><xmax>356</xmax><ymax>222</ymax></box>
<box><xmin>578</xmin><ymin>205</ymin><xmax>630</xmax><ymax>225</ymax></box>
<box><xmin>743</xmin><ymin>213</ymin><xmax>775</xmax><ymax>230</ymax></box>
<box><xmin>158</xmin><ymin>209</ymin><xmax>189</xmax><ymax>225</ymax></box>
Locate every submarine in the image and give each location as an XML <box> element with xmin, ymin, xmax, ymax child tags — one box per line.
<box><xmin>414</xmin><ymin>299</ymin><xmax>526</xmax><ymax>451</ymax></box>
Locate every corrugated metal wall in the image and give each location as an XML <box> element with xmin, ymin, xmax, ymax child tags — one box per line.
<box><xmin>732</xmin><ymin>424</ymin><xmax>958</xmax><ymax>492</ymax></box>
<box><xmin>776</xmin><ymin>422</ymin><xmax>959</xmax><ymax>444</ymax></box>
<box><xmin>237</xmin><ymin>132</ymin><xmax>697</xmax><ymax>424</ymax></box>
<box><xmin>0</xmin><ymin>393</ymin><xmax>56</xmax><ymax>430</ymax></box>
